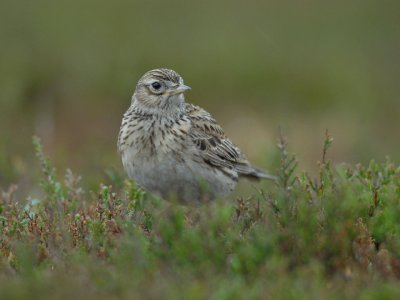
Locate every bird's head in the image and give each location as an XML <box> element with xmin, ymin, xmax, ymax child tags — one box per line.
<box><xmin>132</xmin><ymin>68</ymin><xmax>191</xmax><ymax>115</ymax></box>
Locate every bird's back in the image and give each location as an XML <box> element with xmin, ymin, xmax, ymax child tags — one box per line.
<box><xmin>185</xmin><ymin>103</ymin><xmax>275</xmax><ymax>181</ymax></box>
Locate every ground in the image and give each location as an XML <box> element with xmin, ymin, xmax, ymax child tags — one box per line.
<box><xmin>1</xmin><ymin>135</ymin><xmax>400</xmax><ymax>299</ymax></box>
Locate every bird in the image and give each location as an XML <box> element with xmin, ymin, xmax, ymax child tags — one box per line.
<box><xmin>118</xmin><ymin>68</ymin><xmax>275</xmax><ymax>205</ymax></box>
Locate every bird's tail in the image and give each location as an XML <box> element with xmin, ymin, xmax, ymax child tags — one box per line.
<box><xmin>237</xmin><ymin>164</ymin><xmax>277</xmax><ymax>181</ymax></box>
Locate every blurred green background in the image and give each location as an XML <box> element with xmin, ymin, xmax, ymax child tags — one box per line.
<box><xmin>0</xmin><ymin>0</ymin><xmax>399</xmax><ymax>190</ymax></box>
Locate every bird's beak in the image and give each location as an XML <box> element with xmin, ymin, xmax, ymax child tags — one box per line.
<box><xmin>170</xmin><ymin>84</ymin><xmax>191</xmax><ymax>95</ymax></box>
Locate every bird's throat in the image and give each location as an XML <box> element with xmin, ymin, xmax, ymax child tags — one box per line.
<box><xmin>132</xmin><ymin>95</ymin><xmax>186</xmax><ymax>119</ymax></box>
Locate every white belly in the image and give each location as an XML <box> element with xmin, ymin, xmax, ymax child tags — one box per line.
<box><xmin>121</xmin><ymin>148</ymin><xmax>236</xmax><ymax>205</ymax></box>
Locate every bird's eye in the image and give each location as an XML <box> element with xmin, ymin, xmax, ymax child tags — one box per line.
<box><xmin>151</xmin><ymin>82</ymin><xmax>162</xmax><ymax>90</ymax></box>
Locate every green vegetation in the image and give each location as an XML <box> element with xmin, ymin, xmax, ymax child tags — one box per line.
<box><xmin>1</xmin><ymin>135</ymin><xmax>400</xmax><ymax>299</ymax></box>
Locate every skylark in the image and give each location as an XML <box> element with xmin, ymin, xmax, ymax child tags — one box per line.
<box><xmin>118</xmin><ymin>68</ymin><xmax>275</xmax><ymax>205</ymax></box>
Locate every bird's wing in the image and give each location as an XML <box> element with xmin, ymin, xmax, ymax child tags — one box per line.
<box><xmin>185</xmin><ymin>103</ymin><xmax>272</xmax><ymax>180</ymax></box>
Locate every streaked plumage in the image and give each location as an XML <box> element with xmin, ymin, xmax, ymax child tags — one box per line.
<box><xmin>118</xmin><ymin>68</ymin><xmax>275</xmax><ymax>205</ymax></box>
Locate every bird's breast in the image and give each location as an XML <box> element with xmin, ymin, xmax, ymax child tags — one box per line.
<box><xmin>119</xmin><ymin>115</ymin><xmax>192</xmax><ymax>159</ymax></box>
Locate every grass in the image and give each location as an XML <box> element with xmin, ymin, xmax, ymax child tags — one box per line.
<box><xmin>1</xmin><ymin>134</ymin><xmax>400</xmax><ymax>299</ymax></box>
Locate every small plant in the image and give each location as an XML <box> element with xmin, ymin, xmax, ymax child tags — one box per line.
<box><xmin>0</xmin><ymin>134</ymin><xmax>400</xmax><ymax>299</ymax></box>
